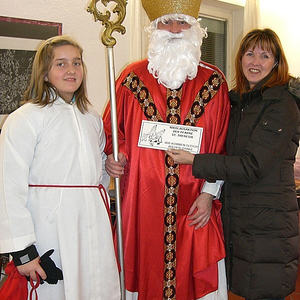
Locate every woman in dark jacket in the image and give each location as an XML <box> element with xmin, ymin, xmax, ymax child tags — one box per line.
<box><xmin>167</xmin><ymin>28</ymin><xmax>300</xmax><ymax>300</ymax></box>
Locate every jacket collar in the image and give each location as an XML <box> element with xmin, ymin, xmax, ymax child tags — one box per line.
<box><xmin>229</xmin><ymin>73</ymin><xmax>272</xmax><ymax>106</ymax></box>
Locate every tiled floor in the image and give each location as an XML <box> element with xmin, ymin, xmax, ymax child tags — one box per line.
<box><xmin>228</xmin><ymin>265</ymin><xmax>300</xmax><ymax>300</ymax></box>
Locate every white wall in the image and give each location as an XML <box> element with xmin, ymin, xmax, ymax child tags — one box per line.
<box><xmin>259</xmin><ymin>0</ymin><xmax>300</xmax><ymax>77</ymax></box>
<box><xmin>216</xmin><ymin>0</ymin><xmax>300</xmax><ymax>79</ymax></box>
<box><xmin>0</xmin><ymin>0</ymin><xmax>131</xmax><ymax>115</ymax></box>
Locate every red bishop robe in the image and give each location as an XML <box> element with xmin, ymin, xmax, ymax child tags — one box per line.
<box><xmin>103</xmin><ymin>59</ymin><xmax>230</xmax><ymax>300</ymax></box>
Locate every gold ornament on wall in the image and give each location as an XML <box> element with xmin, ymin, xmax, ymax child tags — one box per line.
<box><xmin>87</xmin><ymin>0</ymin><xmax>127</xmax><ymax>47</ymax></box>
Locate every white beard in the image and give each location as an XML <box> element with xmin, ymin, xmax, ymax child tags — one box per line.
<box><xmin>147</xmin><ymin>25</ymin><xmax>207</xmax><ymax>90</ymax></box>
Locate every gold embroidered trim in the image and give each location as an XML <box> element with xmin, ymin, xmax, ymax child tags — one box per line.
<box><xmin>184</xmin><ymin>72</ymin><xmax>223</xmax><ymax>126</ymax></box>
<box><xmin>162</xmin><ymin>87</ymin><xmax>183</xmax><ymax>299</ymax></box>
<box><xmin>122</xmin><ymin>72</ymin><xmax>164</xmax><ymax>122</ymax></box>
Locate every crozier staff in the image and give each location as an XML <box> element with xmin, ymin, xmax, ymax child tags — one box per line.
<box><xmin>103</xmin><ymin>0</ymin><xmax>231</xmax><ymax>299</ymax></box>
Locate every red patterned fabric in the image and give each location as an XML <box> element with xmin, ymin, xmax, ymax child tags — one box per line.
<box><xmin>103</xmin><ymin>60</ymin><xmax>230</xmax><ymax>299</ymax></box>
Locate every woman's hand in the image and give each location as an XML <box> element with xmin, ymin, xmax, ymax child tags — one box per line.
<box><xmin>188</xmin><ymin>192</ymin><xmax>213</xmax><ymax>229</ymax></box>
<box><xmin>165</xmin><ymin>149</ymin><xmax>195</xmax><ymax>165</ymax></box>
<box><xmin>16</xmin><ymin>257</ymin><xmax>47</xmax><ymax>281</ymax></box>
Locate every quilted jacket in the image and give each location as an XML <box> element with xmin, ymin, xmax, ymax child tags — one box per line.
<box><xmin>192</xmin><ymin>77</ymin><xmax>300</xmax><ymax>299</ymax></box>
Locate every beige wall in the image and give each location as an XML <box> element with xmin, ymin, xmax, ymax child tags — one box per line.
<box><xmin>219</xmin><ymin>0</ymin><xmax>246</xmax><ymax>5</ymax></box>
<box><xmin>222</xmin><ymin>0</ymin><xmax>300</xmax><ymax>78</ymax></box>
<box><xmin>259</xmin><ymin>0</ymin><xmax>300</xmax><ymax>77</ymax></box>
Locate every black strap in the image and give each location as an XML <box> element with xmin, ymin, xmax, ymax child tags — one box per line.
<box><xmin>11</xmin><ymin>244</ymin><xmax>39</xmax><ymax>266</ymax></box>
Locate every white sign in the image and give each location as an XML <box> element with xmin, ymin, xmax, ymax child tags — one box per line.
<box><xmin>138</xmin><ymin>120</ymin><xmax>203</xmax><ymax>154</ymax></box>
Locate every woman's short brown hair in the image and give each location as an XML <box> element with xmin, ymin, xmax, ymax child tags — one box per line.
<box><xmin>23</xmin><ymin>35</ymin><xmax>90</xmax><ymax>113</ymax></box>
<box><xmin>233</xmin><ymin>28</ymin><xmax>290</xmax><ymax>94</ymax></box>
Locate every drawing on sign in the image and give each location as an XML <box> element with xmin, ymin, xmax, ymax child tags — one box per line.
<box><xmin>141</xmin><ymin>124</ymin><xmax>165</xmax><ymax>146</ymax></box>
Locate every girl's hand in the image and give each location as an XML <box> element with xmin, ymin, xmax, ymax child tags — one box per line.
<box><xmin>105</xmin><ymin>153</ymin><xmax>127</xmax><ymax>177</ymax></box>
<box><xmin>166</xmin><ymin>149</ymin><xmax>195</xmax><ymax>165</ymax></box>
<box><xmin>16</xmin><ymin>257</ymin><xmax>47</xmax><ymax>281</ymax></box>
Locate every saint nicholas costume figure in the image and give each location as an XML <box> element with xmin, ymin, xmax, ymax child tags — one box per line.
<box><xmin>103</xmin><ymin>1</ymin><xmax>231</xmax><ymax>299</ymax></box>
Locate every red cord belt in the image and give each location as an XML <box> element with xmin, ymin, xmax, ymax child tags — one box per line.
<box><xmin>28</xmin><ymin>184</ymin><xmax>112</xmax><ymax>224</ymax></box>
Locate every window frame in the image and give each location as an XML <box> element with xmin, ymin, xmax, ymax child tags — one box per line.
<box><xmin>200</xmin><ymin>0</ymin><xmax>244</xmax><ymax>88</ymax></box>
<box><xmin>199</xmin><ymin>14</ymin><xmax>228</xmax><ymax>76</ymax></box>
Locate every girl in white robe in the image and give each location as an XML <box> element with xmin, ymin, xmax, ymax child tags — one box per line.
<box><xmin>0</xmin><ymin>35</ymin><xmax>120</xmax><ymax>300</ymax></box>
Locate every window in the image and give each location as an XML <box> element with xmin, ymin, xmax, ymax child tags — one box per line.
<box><xmin>197</xmin><ymin>1</ymin><xmax>244</xmax><ymax>87</ymax></box>
<box><xmin>200</xmin><ymin>16</ymin><xmax>227</xmax><ymax>76</ymax></box>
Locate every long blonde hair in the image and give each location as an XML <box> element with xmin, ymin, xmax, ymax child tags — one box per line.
<box><xmin>233</xmin><ymin>28</ymin><xmax>290</xmax><ymax>95</ymax></box>
<box><xmin>23</xmin><ymin>35</ymin><xmax>90</xmax><ymax>113</ymax></box>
